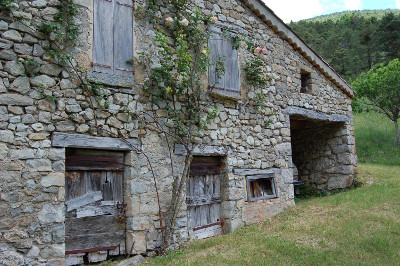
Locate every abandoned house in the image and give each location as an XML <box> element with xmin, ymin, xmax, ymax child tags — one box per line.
<box><xmin>0</xmin><ymin>0</ymin><xmax>357</xmax><ymax>265</ymax></box>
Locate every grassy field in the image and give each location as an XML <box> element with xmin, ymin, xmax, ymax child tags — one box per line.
<box><xmin>354</xmin><ymin>112</ymin><xmax>400</xmax><ymax>166</ymax></box>
<box><xmin>144</xmin><ymin>164</ymin><xmax>400</xmax><ymax>265</ymax></box>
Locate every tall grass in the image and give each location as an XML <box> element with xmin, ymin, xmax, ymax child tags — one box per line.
<box><xmin>354</xmin><ymin>112</ymin><xmax>400</xmax><ymax>165</ymax></box>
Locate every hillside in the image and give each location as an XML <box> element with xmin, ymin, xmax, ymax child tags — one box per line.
<box><xmin>289</xmin><ymin>11</ymin><xmax>400</xmax><ymax>82</ymax></box>
<box><xmin>302</xmin><ymin>9</ymin><xmax>400</xmax><ymax>23</ymax></box>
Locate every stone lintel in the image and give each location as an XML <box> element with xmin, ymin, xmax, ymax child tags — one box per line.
<box><xmin>233</xmin><ymin>168</ymin><xmax>281</xmax><ymax>176</ymax></box>
<box><xmin>52</xmin><ymin>132</ymin><xmax>141</xmax><ymax>151</ymax></box>
<box><xmin>284</xmin><ymin>107</ymin><xmax>350</xmax><ymax>123</ymax></box>
<box><xmin>174</xmin><ymin>144</ymin><xmax>231</xmax><ymax>156</ymax></box>
<box><xmin>86</xmin><ymin>72</ymin><xmax>134</xmax><ymax>88</ymax></box>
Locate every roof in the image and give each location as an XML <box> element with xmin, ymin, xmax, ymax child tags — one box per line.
<box><xmin>241</xmin><ymin>0</ymin><xmax>355</xmax><ymax>98</ymax></box>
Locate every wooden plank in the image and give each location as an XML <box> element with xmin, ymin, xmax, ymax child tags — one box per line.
<box><xmin>66</xmin><ymin>213</ymin><xmax>125</xmax><ymax>253</ymax></box>
<box><xmin>76</xmin><ymin>205</ymin><xmax>117</xmax><ymax>218</ymax></box>
<box><xmin>87</xmin><ymin>171</ymin><xmax>103</xmax><ymax>192</ymax></box>
<box><xmin>209</xmin><ymin>203</ymin><xmax>220</xmax><ymax>224</ymax></box>
<box><xmin>190</xmin><ymin>224</ymin><xmax>222</xmax><ymax>240</ymax></box>
<box><xmin>93</xmin><ymin>0</ymin><xmax>114</xmax><ymax>74</ymax></box>
<box><xmin>66</xmin><ymin>171</ymin><xmax>85</xmax><ymax>201</ymax></box>
<box><xmin>109</xmin><ymin>171</ymin><xmax>123</xmax><ymax>202</ymax></box>
<box><xmin>66</xmin><ymin>232</ymin><xmax>124</xmax><ymax>253</ymax></box>
<box><xmin>66</xmin><ymin>215</ymin><xmax>126</xmax><ymax>236</ymax></box>
<box><xmin>114</xmin><ymin>0</ymin><xmax>133</xmax><ymax>77</ymax></box>
<box><xmin>224</xmin><ymin>37</ymin><xmax>240</xmax><ymax>93</ymax></box>
<box><xmin>52</xmin><ymin>132</ymin><xmax>141</xmax><ymax>151</ymax></box>
<box><xmin>103</xmin><ymin>172</ymin><xmax>114</xmax><ymax>201</ymax></box>
<box><xmin>66</xmin><ymin>150</ymin><xmax>125</xmax><ymax>171</ymax></box>
<box><xmin>66</xmin><ymin>191</ymin><xmax>103</xmax><ymax>211</ymax></box>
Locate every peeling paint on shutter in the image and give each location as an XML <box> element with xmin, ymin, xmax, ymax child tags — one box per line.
<box><xmin>93</xmin><ymin>0</ymin><xmax>114</xmax><ymax>74</ymax></box>
<box><xmin>114</xmin><ymin>0</ymin><xmax>133</xmax><ymax>77</ymax></box>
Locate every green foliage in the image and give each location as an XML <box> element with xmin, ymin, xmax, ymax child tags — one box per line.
<box><xmin>39</xmin><ymin>0</ymin><xmax>78</xmax><ymax>61</ymax></box>
<box><xmin>353</xmin><ymin>59</ymin><xmax>400</xmax><ymax>146</ymax></box>
<box><xmin>354</xmin><ymin>112</ymin><xmax>400</xmax><ymax>165</ymax></box>
<box><xmin>244</xmin><ymin>57</ymin><xmax>270</xmax><ymax>88</ymax></box>
<box><xmin>290</xmin><ymin>12</ymin><xmax>400</xmax><ymax>81</ymax></box>
<box><xmin>352</xmin><ymin>59</ymin><xmax>400</xmax><ymax>118</ymax></box>
<box><xmin>302</xmin><ymin>9</ymin><xmax>400</xmax><ymax>23</ymax></box>
<box><xmin>137</xmin><ymin>1</ymin><xmax>218</xmax><ymax>138</ymax></box>
<box><xmin>0</xmin><ymin>0</ymin><xmax>14</xmax><ymax>14</ymax></box>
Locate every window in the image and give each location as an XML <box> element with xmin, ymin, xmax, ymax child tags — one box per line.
<box><xmin>208</xmin><ymin>27</ymin><xmax>240</xmax><ymax>98</ymax></box>
<box><xmin>246</xmin><ymin>174</ymin><xmax>277</xmax><ymax>201</ymax></box>
<box><xmin>93</xmin><ymin>0</ymin><xmax>133</xmax><ymax>77</ymax></box>
<box><xmin>300</xmin><ymin>70</ymin><xmax>312</xmax><ymax>93</ymax></box>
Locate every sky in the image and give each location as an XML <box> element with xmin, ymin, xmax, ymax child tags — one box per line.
<box><xmin>263</xmin><ymin>0</ymin><xmax>400</xmax><ymax>22</ymax></box>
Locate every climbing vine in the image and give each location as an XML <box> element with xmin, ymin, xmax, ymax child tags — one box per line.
<box><xmin>0</xmin><ymin>0</ymin><xmax>15</xmax><ymax>14</ymax></box>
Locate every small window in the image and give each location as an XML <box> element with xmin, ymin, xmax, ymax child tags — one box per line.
<box><xmin>246</xmin><ymin>174</ymin><xmax>277</xmax><ymax>202</ymax></box>
<box><xmin>93</xmin><ymin>0</ymin><xmax>133</xmax><ymax>77</ymax></box>
<box><xmin>208</xmin><ymin>27</ymin><xmax>240</xmax><ymax>98</ymax></box>
<box><xmin>300</xmin><ymin>70</ymin><xmax>311</xmax><ymax>93</ymax></box>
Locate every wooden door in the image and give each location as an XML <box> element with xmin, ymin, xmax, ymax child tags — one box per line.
<box><xmin>187</xmin><ymin>157</ymin><xmax>224</xmax><ymax>240</ymax></box>
<box><xmin>65</xmin><ymin>149</ymin><xmax>126</xmax><ymax>255</ymax></box>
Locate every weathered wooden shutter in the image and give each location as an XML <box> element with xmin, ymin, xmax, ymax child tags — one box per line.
<box><xmin>187</xmin><ymin>156</ymin><xmax>224</xmax><ymax>240</ymax></box>
<box><xmin>65</xmin><ymin>149</ymin><xmax>125</xmax><ymax>255</ymax></box>
<box><xmin>93</xmin><ymin>0</ymin><xmax>114</xmax><ymax>74</ymax></box>
<box><xmin>208</xmin><ymin>29</ymin><xmax>240</xmax><ymax>98</ymax></box>
<box><xmin>114</xmin><ymin>0</ymin><xmax>133</xmax><ymax>77</ymax></box>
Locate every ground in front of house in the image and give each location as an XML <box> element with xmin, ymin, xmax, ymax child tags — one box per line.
<box><xmin>121</xmin><ymin>164</ymin><xmax>397</xmax><ymax>265</ymax></box>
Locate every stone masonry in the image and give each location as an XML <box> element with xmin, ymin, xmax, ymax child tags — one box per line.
<box><xmin>0</xmin><ymin>0</ymin><xmax>357</xmax><ymax>264</ymax></box>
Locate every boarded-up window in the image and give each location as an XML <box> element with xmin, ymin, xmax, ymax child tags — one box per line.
<box><xmin>187</xmin><ymin>156</ymin><xmax>225</xmax><ymax>240</ymax></box>
<box><xmin>208</xmin><ymin>27</ymin><xmax>240</xmax><ymax>98</ymax></box>
<box><xmin>93</xmin><ymin>0</ymin><xmax>133</xmax><ymax>77</ymax></box>
<box><xmin>246</xmin><ymin>174</ymin><xmax>278</xmax><ymax>202</ymax></box>
<box><xmin>65</xmin><ymin>149</ymin><xmax>125</xmax><ymax>255</ymax></box>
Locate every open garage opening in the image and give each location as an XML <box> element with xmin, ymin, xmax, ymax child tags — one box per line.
<box><xmin>290</xmin><ymin>116</ymin><xmax>355</xmax><ymax>191</ymax></box>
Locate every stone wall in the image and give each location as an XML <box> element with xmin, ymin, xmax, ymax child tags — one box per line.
<box><xmin>0</xmin><ymin>0</ymin><xmax>357</xmax><ymax>264</ymax></box>
<box><xmin>291</xmin><ymin>121</ymin><xmax>357</xmax><ymax>190</ymax></box>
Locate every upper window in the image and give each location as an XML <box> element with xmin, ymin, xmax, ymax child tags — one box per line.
<box><xmin>93</xmin><ymin>0</ymin><xmax>133</xmax><ymax>77</ymax></box>
<box><xmin>300</xmin><ymin>70</ymin><xmax>312</xmax><ymax>93</ymax></box>
<box><xmin>246</xmin><ymin>174</ymin><xmax>278</xmax><ymax>202</ymax></box>
<box><xmin>208</xmin><ymin>28</ymin><xmax>240</xmax><ymax>98</ymax></box>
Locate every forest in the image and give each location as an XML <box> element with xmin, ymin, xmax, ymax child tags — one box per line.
<box><xmin>289</xmin><ymin>10</ymin><xmax>400</xmax><ymax>82</ymax></box>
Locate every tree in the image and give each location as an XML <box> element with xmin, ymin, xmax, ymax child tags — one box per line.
<box><xmin>352</xmin><ymin>59</ymin><xmax>400</xmax><ymax>146</ymax></box>
<box><xmin>377</xmin><ymin>13</ymin><xmax>400</xmax><ymax>62</ymax></box>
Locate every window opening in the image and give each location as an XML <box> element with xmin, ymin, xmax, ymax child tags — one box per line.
<box><xmin>246</xmin><ymin>174</ymin><xmax>277</xmax><ymax>201</ymax></box>
<box><xmin>300</xmin><ymin>70</ymin><xmax>312</xmax><ymax>93</ymax></box>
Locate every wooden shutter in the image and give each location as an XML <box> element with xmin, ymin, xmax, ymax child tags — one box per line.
<box><xmin>93</xmin><ymin>0</ymin><xmax>114</xmax><ymax>74</ymax></box>
<box><xmin>208</xmin><ymin>29</ymin><xmax>240</xmax><ymax>98</ymax></box>
<box><xmin>114</xmin><ymin>0</ymin><xmax>133</xmax><ymax>77</ymax></box>
<box><xmin>209</xmin><ymin>32</ymin><xmax>225</xmax><ymax>89</ymax></box>
<box><xmin>65</xmin><ymin>149</ymin><xmax>125</xmax><ymax>255</ymax></box>
<box><xmin>187</xmin><ymin>156</ymin><xmax>224</xmax><ymax>240</ymax></box>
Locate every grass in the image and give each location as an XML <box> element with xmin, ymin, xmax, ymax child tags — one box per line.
<box><xmin>354</xmin><ymin>112</ymin><xmax>400</xmax><ymax>166</ymax></box>
<box><xmin>144</xmin><ymin>164</ymin><xmax>400</xmax><ymax>265</ymax></box>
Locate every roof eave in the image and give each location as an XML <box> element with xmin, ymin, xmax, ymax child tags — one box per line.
<box><xmin>241</xmin><ymin>0</ymin><xmax>355</xmax><ymax>99</ymax></box>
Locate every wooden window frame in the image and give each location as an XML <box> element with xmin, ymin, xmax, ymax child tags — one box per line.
<box><xmin>208</xmin><ymin>26</ymin><xmax>241</xmax><ymax>99</ymax></box>
<box><xmin>246</xmin><ymin>173</ymin><xmax>278</xmax><ymax>202</ymax></box>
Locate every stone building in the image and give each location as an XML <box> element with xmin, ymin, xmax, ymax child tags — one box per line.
<box><xmin>0</xmin><ymin>0</ymin><xmax>357</xmax><ymax>264</ymax></box>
